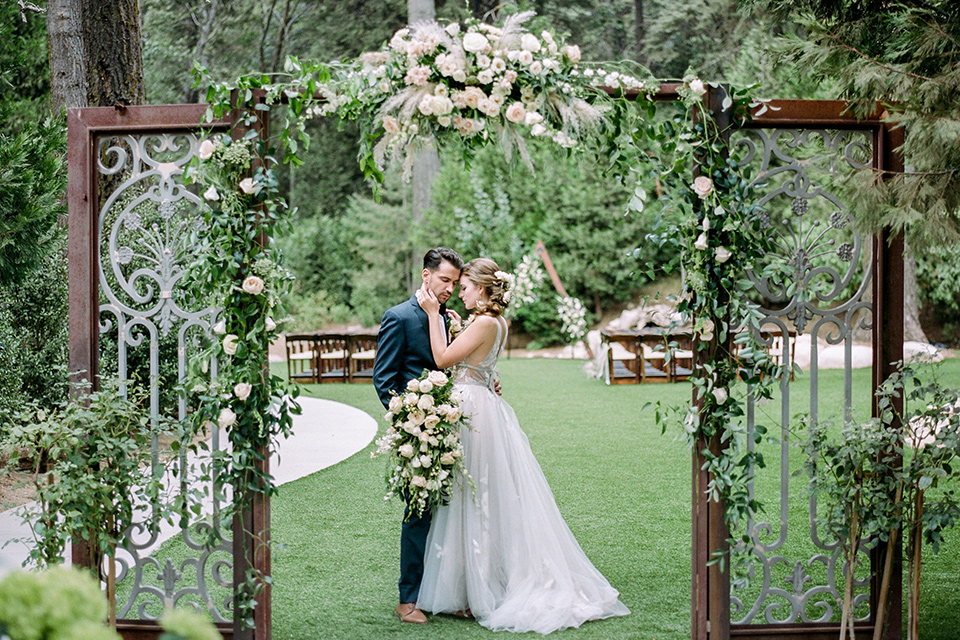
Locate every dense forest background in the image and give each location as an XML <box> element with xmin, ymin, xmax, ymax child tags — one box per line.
<box><xmin>1</xmin><ymin>0</ymin><xmax>958</xmax><ymax>422</ymax></box>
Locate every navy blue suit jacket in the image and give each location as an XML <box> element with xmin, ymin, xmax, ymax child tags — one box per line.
<box><xmin>373</xmin><ymin>295</ymin><xmax>447</xmax><ymax>408</ymax></box>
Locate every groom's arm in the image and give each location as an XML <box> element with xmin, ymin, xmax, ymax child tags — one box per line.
<box><xmin>373</xmin><ymin>309</ymin><xmax>405</xmax><ymax>409</ymax></box>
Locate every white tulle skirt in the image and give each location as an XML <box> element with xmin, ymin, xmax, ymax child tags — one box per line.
<box><xmin>417</xmin><ymin>382</ymin><xmax>630</xmax><ymax>634</ymax></box>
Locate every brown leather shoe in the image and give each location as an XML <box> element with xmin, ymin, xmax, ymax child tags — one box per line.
<box><xmin>395</xmin><ymin>603</ymin><xmax>428</xmax><ymax>624</ymax></box>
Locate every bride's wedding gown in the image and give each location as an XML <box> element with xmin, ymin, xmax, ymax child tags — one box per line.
<box><xmin>417</xmin><ymin>318</ymin><xmax>630</xmax><ymax>634</ymax></box>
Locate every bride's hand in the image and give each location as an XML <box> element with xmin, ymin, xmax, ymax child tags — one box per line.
<box><xmin>445</xmin><ymin>309</ymin><xmax>462</xmax><ymax>325</ymax></box>
<box><xmin>416</xmin><ymin>285</ymin><xmax>441</xmax><ymax>316</ymax></box>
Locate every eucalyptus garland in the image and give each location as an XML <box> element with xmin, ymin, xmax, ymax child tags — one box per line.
<box><xmin>185</xmin><ymin>13</ymin><xmax>783</xmax><ymax>601</ymax></box>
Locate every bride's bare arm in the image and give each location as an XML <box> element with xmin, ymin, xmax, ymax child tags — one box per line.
<box><xmin>417</xmin><ymin>287</ymin><xmax>494</xmax><ymax>369</ymax></box>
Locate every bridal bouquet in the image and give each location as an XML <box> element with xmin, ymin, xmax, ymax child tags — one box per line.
<box><xmin>372</xmin><ymin>370</ymin><xmax>470</xmax><ymax>519</ymax></box>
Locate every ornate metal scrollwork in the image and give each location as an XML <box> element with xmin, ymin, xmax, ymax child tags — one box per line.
<box><xmin>97</xmin><ymin>132</ymin><xmax>232</xmax><ymax>622</ymax></box>
<box><xmin>731</xmin><ymin>128</ymin><xmax>874</xmax><ymax>625</ymax></box>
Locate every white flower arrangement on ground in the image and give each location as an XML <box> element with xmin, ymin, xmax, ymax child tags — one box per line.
<box><xmin>323</xmin><ymin>11</ymin><xmax>655</xmax><ymax>179</ymax></box>
<box><xmin>372</xmin><ymin>369</ymin><xmax>471</xmax><ymax>519</ymax></box>
<box><xmin>556</xmin><ymin>295</ymin><xmax>588</xmax><ymax>344</ymax></box>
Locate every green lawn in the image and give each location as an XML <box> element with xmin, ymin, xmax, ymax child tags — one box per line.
<box><xmin>131</xmin><ymin>357</ymin><xmax>960</xmax><ymax>639</ymax></box>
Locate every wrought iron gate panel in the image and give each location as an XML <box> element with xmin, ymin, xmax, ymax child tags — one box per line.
<box><xmin>730</xmin><ymin>126</ymin><xmax>876</xmax><ymax>625</ymax></box>
<box><xmin>96</xmin><ymin>129</ymin><xmax>234</xmax><ymax>622</ymax></box>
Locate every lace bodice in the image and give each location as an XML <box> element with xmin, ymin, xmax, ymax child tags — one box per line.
<box><xmin>453</xmin><ymin>317</ymin><xmax>506</xmax><ymax>391</ymax></box>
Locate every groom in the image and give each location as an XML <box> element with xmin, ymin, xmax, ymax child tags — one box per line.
<box><xmin>373</xmin><ymin>247</ymin><xmax>464</xmax><ymax>625</ymax></box>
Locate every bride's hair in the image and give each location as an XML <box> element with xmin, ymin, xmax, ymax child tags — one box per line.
<box><xmin>461</xmin><ymin>258</ymin><xmax>511</xmax><ymax>318</ymax></box>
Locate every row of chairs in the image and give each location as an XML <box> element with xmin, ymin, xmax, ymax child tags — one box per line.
<box><xmin>284</xmin><ymin>332</ymin><xmax>378</xmax><ymax>384</ymax></box>
<box><xmin>604</xmin><ymin>331</ymin><xmax>694</xmax><ymax>385</ymax></box>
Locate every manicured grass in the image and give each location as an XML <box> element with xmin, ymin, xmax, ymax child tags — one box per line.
<box><xmin>133</xmin><ymin>357</ymin><xmax>960</xmax><ymax>638</ymax></box>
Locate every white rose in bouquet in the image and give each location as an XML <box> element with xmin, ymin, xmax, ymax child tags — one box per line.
<box><xmin>198</xmin><ymin>139</ymin><xmax>216</xmax><ymax>160</ymax></box>
<box><xmin>389</xmin><ymin>395</ymin><xmax>403</xmax><ymax>412</ymax></box>
<box><xmin>424</xmin><ymin>414</ymin><xmax>441</xmax><ymax>429</ymax></box>
<box><xmin>520</xmin><ymin>33</ymin><xmax>541</xmax><ymax>52</ymax></box>
<box><xmin>218</xmin><ymin>407</ymin><xmax>236</xmax><ymax>429</ymax></box>
<box><xmin>409</xmin><ymin>409</ymin><xmax>426</xmax><ymax>426</ymax></box>
<box><xmin>427</xmin><ymin>370</ymin><xmax>448</xmax><ymax>386</ymax></box>
<box><xmin>419</xmin><ymin>432</ymin><xmax>430</xmax><ymax>443</ymax></box>
<box><xmin>407</xmin><ymin>379</ymin><xmax>421</xmax><ymax>391</ymax></box>
<box><xmin>450</xmin><ymin>391</ymin><xmax>462</xmax><ymax>403</ymax></box>
<box><xmin>410</xmin><ymin>475</ymin><xmax>427</xmax><ymax>487</ymax></box>
<box><xmin>403</xmin><ymin>392</ymin><xmax>419</xmax><ymax>406</ymax></box>
<box><xmin>692</xmin><ymin>176</ymin><xmax>713</xmax><ymax>199</ymax></box>
<box><xmin>463</xmin><ymin>31</ymin><xmax>489</xmax><ymax>52</ymax></box>
<box><xmin>417</xmin><ymin>394</ymin><xmax>435</xmax><ymax>411</ymax></box>
<box><xmin>239</xmin><ymin>177</ymin><xmax>256</xmax><ymax>194</ymax></box>
<box><xmin>436</xmin><ymin>404</ymin><xmax>451</xmax><ymax>416</ymax></box>
<box><xmin>440</xmin><ymin>452</ymin><xmax>456</xmax><ymax>465</ymax></box>
<box><xmin>419</xmin><ymin>454</ymin><xmax>433</xmax><ymax>468</ymax></box>
<box><xmin>398</xmin><ymin>444</ymin><xmax>416</xmax><ymax>458</ymax></box>
<box><xmin>505</xmin><ymin>102</ymin><xmax>526</xmax><ymax>124</ymax></box>
<box><xmin>418</xmin><ymin>379</ymin><xmax>434</xmax><ymax>394</ymax></box>
<box><xmin>233</xmin><ymin>382</ymin><xmax>252</xmax><ymax>401</ymax></box>
<box><xmin>447</xmin><ymin>407</ymin><xmax>462</xmax><ymax>422</ymax></box>
<box><xmin>242</xmin><ymin>275</ymin><xmax>265</xmax><ymax>296</ymax></box>
<box><xmin>222</xmin><ymin>334</ymin><xmax>239</xmax><ymax>355</ymax></box>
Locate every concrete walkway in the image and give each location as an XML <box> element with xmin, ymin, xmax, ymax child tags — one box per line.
<box><xmin>0</xmin><ymin>396</ymin><xmax>377</xmax><ymax>577</ymax></box>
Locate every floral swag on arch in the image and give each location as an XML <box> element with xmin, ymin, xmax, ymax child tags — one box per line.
<box><xmin>185</xmin><ymin>10</ymin><xmax>781</xmax><ymax>612</ymax></box>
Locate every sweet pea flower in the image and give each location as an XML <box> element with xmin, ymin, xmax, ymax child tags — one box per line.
<box><xmin>234</xmin><ymin>382</ymin><xmax>252</xmax><ymax>401</ymax></box>
<box><xmin>203</xmin><ymin>185</ymin><xmax>220</xmax><ymax>201</ymax></box>
<box><xmin>218</xmin><ymin>407</ymin><xmax>236</xmax><ymax>429</ymax></box>
<box><xmin>694</xmin><ymin>233</ymin><xmax>709</xmax><ymax>251</ymax></box>
<box><xmin>692</xmin><ymin>176</ymin><xmax>713</xmax><ymax>199</ymax></box>
<box><xmin>198</xmin><ymin>139</ymin><xmax>216</xmax><ymax>160</ymax></box>
<box><xmin>222</xmin><ymin>334</ymin><xmax>239</xmax><ymax>355</ymax></box>
<box><xmin>212</xmin><ymin>319</ymin><xmax>226</xmax><ymax>335</ymax></box>
<box><xmin>265</xmin><ymin>317</ymin><xmax>277</xmax><ymax>332</ymax></box>
<box><xmin>715</xmin><ymin>247</ymin><xmax>732</xmax><ymax>263</ymax></box>
<box><xmin>239</xmin><ymin>177</ymin><xmax>256</xmax><ymax>194</ymax></box>
<box><xmin>688</xmin><ymin>78</ymin><xmax>707</xmax><ymax>97</ymax></box>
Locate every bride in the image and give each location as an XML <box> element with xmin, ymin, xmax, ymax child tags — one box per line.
<box><xmin>415</xmin><ymin>257</ymin><xmax>630</xmax><ymax>634</ymax></box>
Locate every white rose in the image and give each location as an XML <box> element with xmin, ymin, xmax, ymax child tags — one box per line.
<box><xmin>520</xmin><ymin>33</ymin><xmax>541</xmax><ymax>52</ymax></box>
<box><xmin>689</xmin><ymin>78</ymin><xmax>707</xmax><ymax>97</ymax></box>
<box><xmin>407</xmin><ymin>378</ymin><xmax>421</xmax><ymax>391</ymax></box>
<box><xmin>562</xmin><ymin>44</ymin><xmax>581</xmax><ymax>63</ymax></box>
<box><xmin>265</xmin><ymin>317</ymin><xmax>277</xmax><ymax>332</ymax></box>
<box><xmin>505</xmin><ymin>102</ymin><xmax>527</xmax><ymax>124</ymax></box>
<box><xmin>419</xmin><ymin>379</ymin><xmax>434</xmax><ymax>393</ymax></box>
<box><xmin>212</xmin><ymin>319</ymin><xmax>226</xmax><ymax>335</ymax></box>
<box><xmin>478</xmin><ymin>97</ymin><xmax>500</xmax><ymax>117</ymax></box>
<box><xmin>242</xmin><ymin>275</ymin><xmax>265</xmax><ymax>296</ymax></box>
<box><xmin>427</xmin><ymin>370</ymin><xmax>448</xmax><ymax>386</ymax></box>
<box><xmin>692</xmin><ymin>176</ymin><xmax>713</xmax><ymax>199</ymax></box>
<box><xmin>239</xmin><ymin>177</ymin><xmax>256</xmax><ymax>194</ymax></box>
<box><xmin>437</xmin><ymin>116</ymin><xmax>452</xmax><ymax>127</ymax></box>
<box><xmin>222</xmin><ymin>334</ymin><xmax>239</xmax><ymax>355</ymax></box>
<box><xmin>218</xmin><ymin>407</ymin><xmax>236</xmax><ymax>429</ymax></box>
<box><xmin>198</xmin><ymin>139</ymin><xmax>216</xmax><ymax>160</ymax></box>
<box><xmin>531</xmin><ymin>123</ymin><xmax>547</xmax><ymax>137</ymax></box>
<box><xmin>450</xmin><ymin>391</ymin><xmax>462</xmax><ymax>403</ymax></box>
<box><xmin>382</xmin><ymin>115</ymin><xmax>400</xmax><ymax>134</ymax></box>
<box><xmin>203</xmin><ymin>185</ymin><xmax>220</xmax><ymax>201</ymax></box>
<box><xmin>447</xmin><ymin>408</ymin><xmax>462</xmax><ymax>422</ymax></box>
<box><xmin>389</xmin><ymin>395</ymin><xmax>403</xmax><ymax>412</ymax></box>
<box><xmin>715</xmin><ymin>247</ymin><xmax>732</xmax><ymax>263</ymax></box>
<box><xmin>712</xmin><ymin>387</ymin><xmax>729</xmax><ymax>405</ymax></box>
<box><xmin>694</xmin><ymin>233</ymin><xmax>709</xmax><ymax>251</ymax></box>
<box><xmin>419</xmin><ymin>431</ymin><xmax>430</xmax><ymax>443</ymax></box>
<box><xmin>409</xmin><ymin>409</ymin><xmax>425</xmax><ymax>426</ymax></box>
<box><xmin>424</xmin><ymin>414</ymin><xmax>441</xmax><ymax>429</ymax></box>
<box><xmin>418</xmin><ymin>394</ymin><xmax>435</xmax><ymax>411</ymax></box>
<box><xmin>518</xmin><ymin>50</ymin><xmax>534</xmax><ymax>66</ymax></box>
<box><xmin>403</xmin><ymin>392</ymin><xmax>419</xmax><ymax>406</ymax></box>
<box><xmin>440</xmin><ymin>452</ymin><xmax>456</xmax><ymax>465</ymax></box>
<box><xmin>410</xmin><ymin>475</ymin><xmax>427</xmax><ymax>487</ymax></box>
<box><xmin>398</xmin><ymin>443</ymin><xmax>416</xmax><ymax>458</ymax></box>
<box><xmin>419</xmin><ymin>454</ymin><xmax>432</xmax><ymax>468</ymax></box>
<box><xmin>463</xmin><ymin>32</ymin><xmax>489</xmax><ymax>53</ymax></box>
<box><xmin>234</xmin><ymin>382</ymin><xmax>252</xmax><ymax>401</ymax></box>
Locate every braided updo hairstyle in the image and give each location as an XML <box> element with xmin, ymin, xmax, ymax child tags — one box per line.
<box><xmin>461</xmin><ymin>258</ymin><xmax>513</xmax><ymax>318</ymax></box>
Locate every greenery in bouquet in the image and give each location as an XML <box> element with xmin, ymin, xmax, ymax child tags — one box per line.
<box><xmin>326</xmin><ymin>10</ymin><xmax>656</xmax><ymax>181</ymax></box>
<box><xmin>372</xmin><ymin>370</ymin><xmax>470</xmax><ymax>519</ymax></box>
<box><xmin>0</xmin><ymin>567</ymin><xmax>120</xmax><ymax>640</ymax></box>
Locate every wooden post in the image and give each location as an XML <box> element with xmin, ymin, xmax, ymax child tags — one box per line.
<box><xmin>534</xmin><ymin>239</ymin><xmax>568</xmax><ymax>297</ymax></box>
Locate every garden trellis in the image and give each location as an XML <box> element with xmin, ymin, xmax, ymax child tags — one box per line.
<box><xmin>65</xmin><ymin>23</ymin><xmax>906</xmax><ymax>640</ymax></box>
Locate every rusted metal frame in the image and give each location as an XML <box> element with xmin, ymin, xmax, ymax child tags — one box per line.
<box><xmin>67</xmin><ymin>104</ymin><xmax>232</xmax><ymax>640</ymax></box>
<box><xmin>869</xmin><ymin>118</ymin><xmax>906</xmax><ymax>640</ymax></box>
<box><xmin>227</xmin><ymin>88</ymin><xmax>273</xmax><ymax>640</ymax></box>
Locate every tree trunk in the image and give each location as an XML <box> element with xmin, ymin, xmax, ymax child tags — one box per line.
<box><xmin>903</xmin><ymin>243</ymin><xmax>928</xmax><ymax>343</ymax></box>
<box><xmin>181</xmin><ymin>0</ymin><xmax>222</xmax><ymax>103</ymax></box>
<box><xmin>634</xmin><ymin>0</ymin><xmax>648</xmax><ymax>66</ymax></box>
<box><xmin>82</xmin><ymin>0</ymin><xmax>145</xmax><ymax>107</ymax></box>
<box><xmin>47</xmin><ymin>0</ymin><xmax>88</xmax><ymax>112</ymax></box>
<box><xmin>408</xmin><ymin>0</ymin><xmax>438</xmax><ymax>273</ymax></box>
